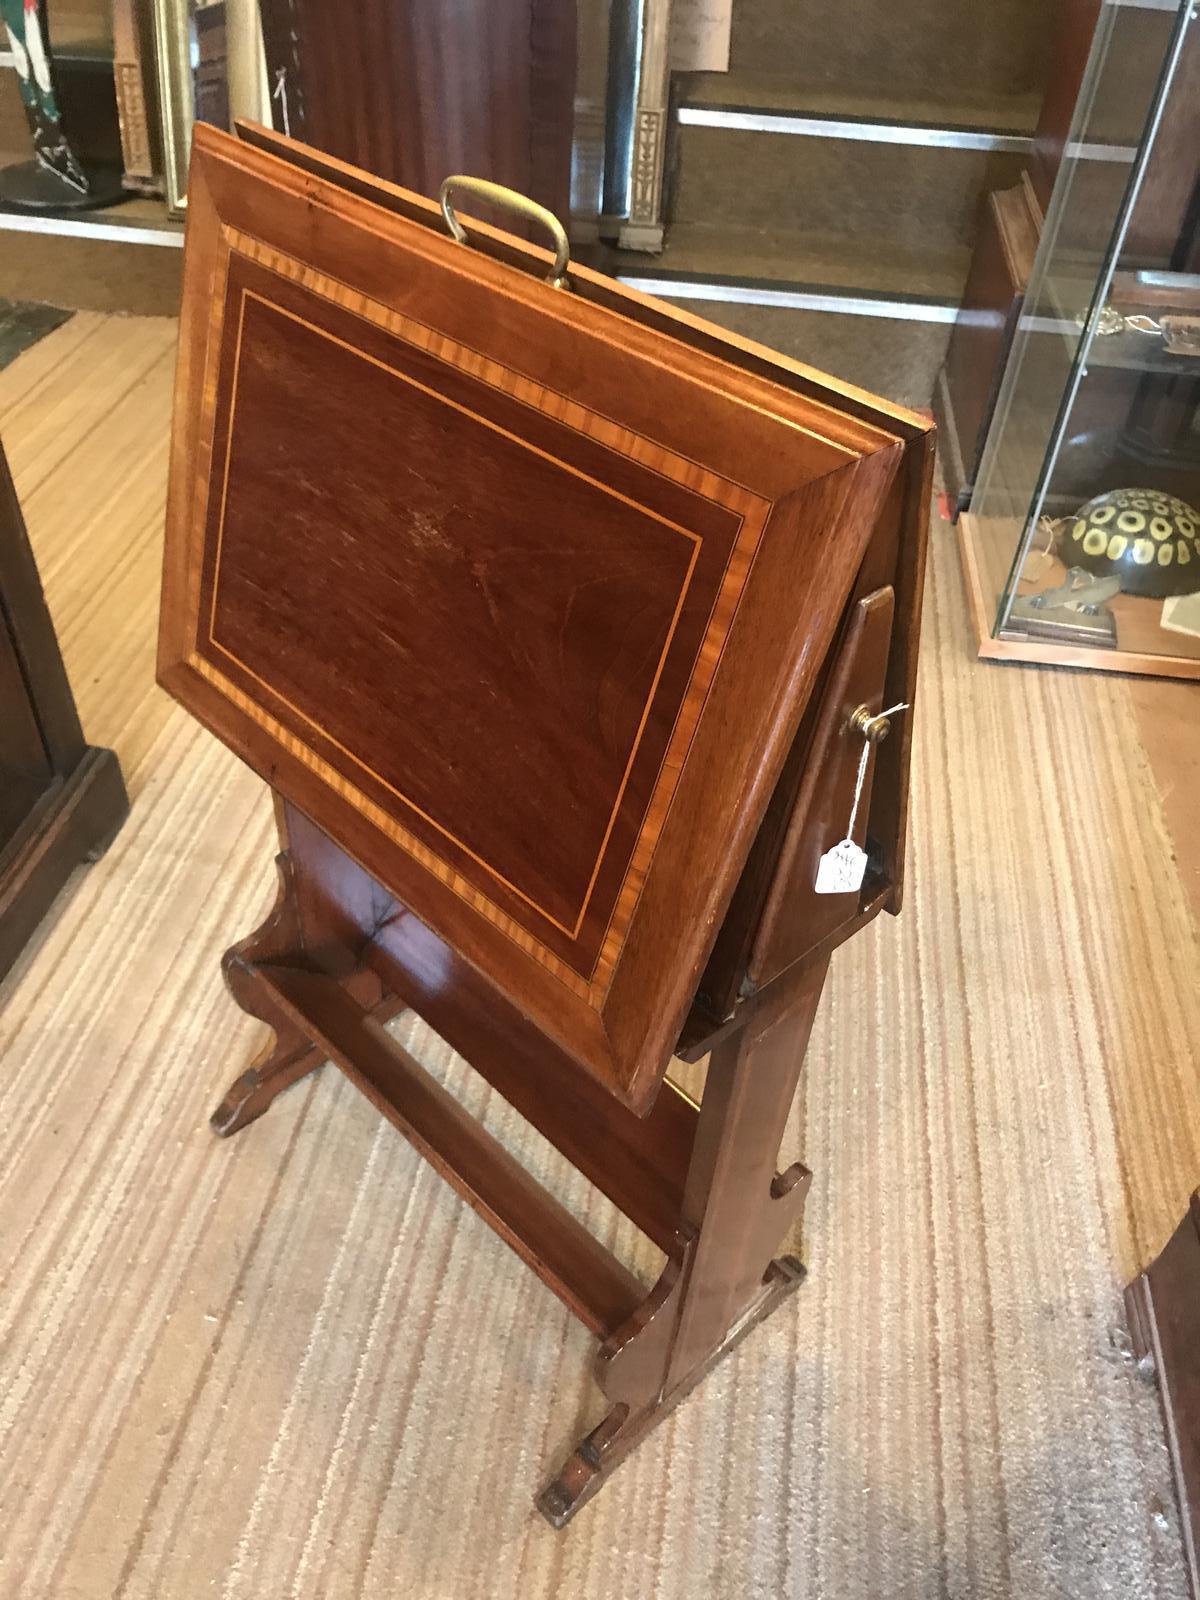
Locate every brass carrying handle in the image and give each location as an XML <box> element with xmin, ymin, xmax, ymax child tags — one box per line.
<box><xmin>438</xmin><ymin>175</ymin><xmax>571</xmax><ymax>289</ymax></box>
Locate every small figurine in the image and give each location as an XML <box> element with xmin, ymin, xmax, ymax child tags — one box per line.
<box><xmin>1061</xmin><ymin>487</ymin><xmax>1200</xmax><ymax>599</ymax></box>
<box><xmin>1004</xmin><ymin>568</ymin><xmax>1119</xmax><ymax>647</ymax></box>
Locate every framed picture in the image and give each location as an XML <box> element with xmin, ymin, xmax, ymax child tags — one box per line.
<box><xmin>152</xmin><ymin>0</ymin><xmax>233</xmax><ymax>215</ymax></box>
<box><xmin>151</xmin><ymin>0</ymin><xmax>193</xmax><ymax>214</ymax></box>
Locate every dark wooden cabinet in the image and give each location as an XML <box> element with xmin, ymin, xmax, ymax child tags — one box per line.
<box><xmin>1127</xmin><ymin>1194</ymin><xmax>1200</xmax><ymax>1600</ymax></box>
<box><xmin>0</xmin><ymin>435</ymin><xmax>128</xmax><ymax>983</ymax></box>
<box><xmin>257</xmin><ymin>0</ymin><xmax>576</xmax><ymax>222</ymax></box>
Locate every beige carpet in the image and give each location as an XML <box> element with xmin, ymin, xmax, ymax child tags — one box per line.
<box><xmin>2</xmin><ymin>312</ymin><xmax>1199</xmax><ymax>1600</ymax></box>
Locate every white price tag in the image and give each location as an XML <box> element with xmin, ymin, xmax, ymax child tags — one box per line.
<box><xmin>812</xmin><ymin>699</ymin><xmax>910</xmax><ymax>896</ymax></box>
<box><xmin>814</xmin><ymin>838</ymin><xmax>868</xmax><ymax>895</ymax></box>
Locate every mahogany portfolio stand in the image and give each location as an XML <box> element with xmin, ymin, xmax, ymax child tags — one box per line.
<box><xmin>158</xmin><ymin>124</ymin><xmax>933</xmax><ymax>1524</ymax></box>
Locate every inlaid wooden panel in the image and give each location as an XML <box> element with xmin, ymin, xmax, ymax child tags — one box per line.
<box><xmin>196</xmin><ymin>246</ymin><xmax>758</xmax><ymax>989</ymax></box>
<box><xmin>159</xmin><ymin>125</ymin><xmax>926</xmax><ymax>1108</ymax></box>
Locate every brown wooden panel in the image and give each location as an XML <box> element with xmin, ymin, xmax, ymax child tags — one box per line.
<box><xmin>0</xmin><ymin>432</ymin><xmax>128</xmax><ymax>978</ymax></box>
<box><xmin>697</xmin><ymin>451</ymin><xmax>926</xmax><ymax>1019</ymax></box>
<box><xmin>159</xmin><ymin>125</ymin><xmax>929</xmax><ymax>1110</ymax></box>
<box><xmin>285</xmin><ymin>801</ymin><xmax>698</xmax><ymax>1250</ymax></box>
<box><xmin>0</xmin><ymin>435</ymin><xmax>87</xmax><ymax>777</ymax></box>
<box><xmin>257</xmin><ymin>0</ymin><xmax>575</xmax><ymax>220</ymax></box>
<box><xmin>748</xmin><ymin>587</ymin><xmax>895</xmax><ymax>989</ymax></box>
<box><xmin>867</xmin><ymin>429</ymin><xmax>934</xmax><ymax>919</ymax></box>
<box><xmin>198</xmin><ymin>254</ymin><xmax>742</xmax><ymax>972</ymax></box>
<box><xmin>936</xmin><ymin>181</ymin><xmax>1040</xmax><ymax>510</ymax></box>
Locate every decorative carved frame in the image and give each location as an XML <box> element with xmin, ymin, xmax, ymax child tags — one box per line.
<box><xmin>604</xmin><ymin>0</ymin><xmax>674</xmax><ymax>254</ymax></box>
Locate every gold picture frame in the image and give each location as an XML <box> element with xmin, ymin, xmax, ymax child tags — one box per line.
<box><xmin>151</xmin><ymin>0</ymin><xmax>193</xmax><ymax>214</ymax></box>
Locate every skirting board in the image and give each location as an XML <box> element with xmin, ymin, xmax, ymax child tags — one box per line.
<box><xmin>1126</xmin><ymin>1193</ymin><xmax>1200</xmax><ymax>1600</ymax></box>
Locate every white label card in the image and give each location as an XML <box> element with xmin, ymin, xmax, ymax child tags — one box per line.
<box><xmin>814</xmin><ymin>839</ymin><xmax>868</xmax><ymax>895</ymax></box>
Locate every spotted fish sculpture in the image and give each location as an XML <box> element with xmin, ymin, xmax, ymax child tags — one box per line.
<box><xmin>1062</xmin><ymin>487</ymin><xmax>1200</xmax><ymax>599</ymax></box>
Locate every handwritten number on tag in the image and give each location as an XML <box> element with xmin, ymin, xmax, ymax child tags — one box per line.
<box><xmin>814</xmin><ymin>839</ymin><xmax>868</xmax><ymax>895</ymax></box>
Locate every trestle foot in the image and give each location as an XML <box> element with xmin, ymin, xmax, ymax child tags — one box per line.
<box><xmin>537</xmin><ymin>1256</ymin><xmax>806</xmax><ymax>1527</ymax></box>
<box><xmin>212</xmin><ymin>848</ymin><xmax>400</xmax><ymax>1136</ymax></box>
<box><xmin>210</xmin><ymin>1037</ymin><xmax>328</xmax><ymax>1135</ymax></box>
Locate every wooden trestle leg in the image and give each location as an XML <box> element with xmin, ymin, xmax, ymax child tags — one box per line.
<box><xmin>211</xmin><ymin>854</ymin><xmax>323</xmax><ymax>1134</ymax></box>
<box><xmin>537</xmin><ymin>954</ymin><xmax>831</xmax><ymax>1526</ymax></box>
<box><xmin>210</xmin><ymin>837</ymin><xmax>832</xmax><ymax>1529</ymax></box>
<box><xmin>210</xmin><ymin>852</ymin><xmax>399</xmax><ymax>1135</ymax></box>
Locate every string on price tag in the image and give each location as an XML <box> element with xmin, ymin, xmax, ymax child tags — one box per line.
<box><xmin>272</xmin><ymin>68</ymin><xmax>292</xmax><ymax>137</ymax></box>
<box><xmin>814</xmin><ymin>702</ymin><xmax>909</xmax><ymax>894</ymax></box>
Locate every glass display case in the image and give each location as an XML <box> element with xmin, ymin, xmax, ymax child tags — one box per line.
<box><xmin>961</xmin><ymin>0</ymin><xmax>1200</xmax><ymax>677</ymax></box>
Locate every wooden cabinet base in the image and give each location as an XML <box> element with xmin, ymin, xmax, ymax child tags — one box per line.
<box><xmin>0</xmin><ymin>744</ymin><xmax>128</xmax><ymax>984</ymax></box>
<box><xmin>1</xmin><ymin>430</ymin><xmax>130</xmax><ymax>984</ymax></box>
<box><xmin>211</xmin><ymin>819</ymin><xmax>833</xmax><ymax>1526</ymax></box>
<box><xmin>1126</xmin><ymin>1193</ymin><xmax>1200</xmax><ymax>1597</ymax></box>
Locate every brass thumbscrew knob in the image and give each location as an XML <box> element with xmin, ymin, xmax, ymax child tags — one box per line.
<box><xmin>848</xmin><ymin>704</ymin><xmax>892</xmax><ymax>744</ymax></box>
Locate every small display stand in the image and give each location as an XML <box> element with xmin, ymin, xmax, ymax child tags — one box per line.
<box><xmin>157</xmin><ymin>123</ymin><xmax>933</xmax><ymax>1524</ymax></box>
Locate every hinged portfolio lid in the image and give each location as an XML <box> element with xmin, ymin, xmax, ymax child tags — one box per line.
<box><xmin>159</xmin><ymin>123</ymin><xmax>929</xmax><ymax>1111</ymax></box>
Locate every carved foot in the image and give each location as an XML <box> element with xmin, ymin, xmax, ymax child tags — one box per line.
<box><xmin>210</xmin><ymin>1035</ymin><xmax>327</xmax><ymax>1135</ymax></box>
<box><xmin>537</xmin><ymin>1405</ymin><xmax>631</xmax><ymax>1528</ymax></box>
<box><xmin>211</xmin><ymin>853</ymin><xmax>322</xmax><ymax>1135</ymax></box>
<box><xmin>537</xmin><ymin>1255</ymin><xmax>806</xmax><ymax>1527</ymax></box>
